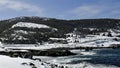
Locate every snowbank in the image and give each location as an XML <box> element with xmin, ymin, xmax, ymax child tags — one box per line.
<box><xmin>0</xmin><ymin>55</ymin><xmax>51</xmax><ymax>68</ymax></box>
<box><xmin>0</xmin><ymin>55</ymin><xmax>31</xmax><ymax>68</ymax></box>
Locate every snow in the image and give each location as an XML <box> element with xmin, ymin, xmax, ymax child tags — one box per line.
<box><xmin>0</xmin><ymin>42</ymin><xmax>3</xmax><ymax>47</ymax></box>
<box><xmin>70</xmin><ymin>50</ymin><xmax>96</xmax><ymax>55</ymax></box>
<box><xmin>14</xmin><ymin>30</ymin><xmax>28</xmax><ymax>34</ymax></box>
<box><xmin>0</xmin><ymin>41</ymin><xmax>4</xmax><ymax>51</ymax></box>
<box><xmin>89</xmin><ymin>28</ymin><xmax>96</xmax><ymax>31</ymax></box>
<box><xmin>4</xmin><ymin>35</ymin><xmax>120</xmax><ymax>50</ymax></box>
<box><xmin>12</xmin><ymin>22</ymin><xmax>50</xmax><ymax>29</ymax></box>
<box><xmin>0</xmin><ymin>55</ymin><xmax>52</xmax><ymax>68</ymax></box>
<box><xmin>65</xmin><ymin>35</ymin><xmax>120</xmax><ymax>48</ymax></box>
<box><xmin>0</xmin><ymin>55</ymin><xmax>30</xmax><ymax>68</ymax></box>
<box><xmin>49</xmin><ymin>37</ymin><xmax>66</xmax><ymax>40</ymax></box>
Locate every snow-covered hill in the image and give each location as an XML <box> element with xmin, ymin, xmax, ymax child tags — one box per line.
<box><xmin>0</xmin><ymin>21</ymin><xmax>59</xmax><ymax>44</ymax></box>
<box><xmin>0</xmin><ymin>16</ymin><xmax>120</xmax><ymax>44</ymax></box>
<box><xmin>12</xmin><ymin>22</ymin><xmax>50</xmax><ymax>29</ymax></box>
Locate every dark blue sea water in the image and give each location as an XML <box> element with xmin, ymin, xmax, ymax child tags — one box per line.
<box><xmin>68</xmin><ymin>49</ymin><xmax>120</xmax><ymax>67</ymax></box>
<box><xmin>36</xmin><ymin>49</ymin><xmax>120</xmax><ymax>67</ymax></box>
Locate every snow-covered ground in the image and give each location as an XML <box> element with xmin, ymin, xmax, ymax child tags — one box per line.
<box><xmin>75</xmin><ymin>35</ymin><xmax>120</xmax><ymax>47</ymax></box>
<box><xmin>0</xmin><ymin>55</ymin><xmax>52</xmax><ymax>68</ymax></box>
<box><xmin>3</xmin><ymin>35</ymin><xmax>120</xmax><ymax>50</ymax></box>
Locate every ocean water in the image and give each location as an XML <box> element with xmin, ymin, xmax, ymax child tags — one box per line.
<box><xmin>69</xmin><ymin>49</ymin><xmax>120</xmax><ymax>67</ymax></box>
<box><xmin>35</xmin><ymin>49</ymin><xmax>120</xmax><ymax>67</ymax></box>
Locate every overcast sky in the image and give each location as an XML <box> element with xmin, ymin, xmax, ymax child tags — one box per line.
<box><xmin>0</xmin><ymin>0</ymin><xmax>120</xmax><ymax>20</ymax></box>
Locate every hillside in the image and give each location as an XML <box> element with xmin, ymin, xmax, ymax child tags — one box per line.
<box><xmin>0</xmin><ymin>16</ymin><xmax>120</xmax><ymax>44</ymax></box>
